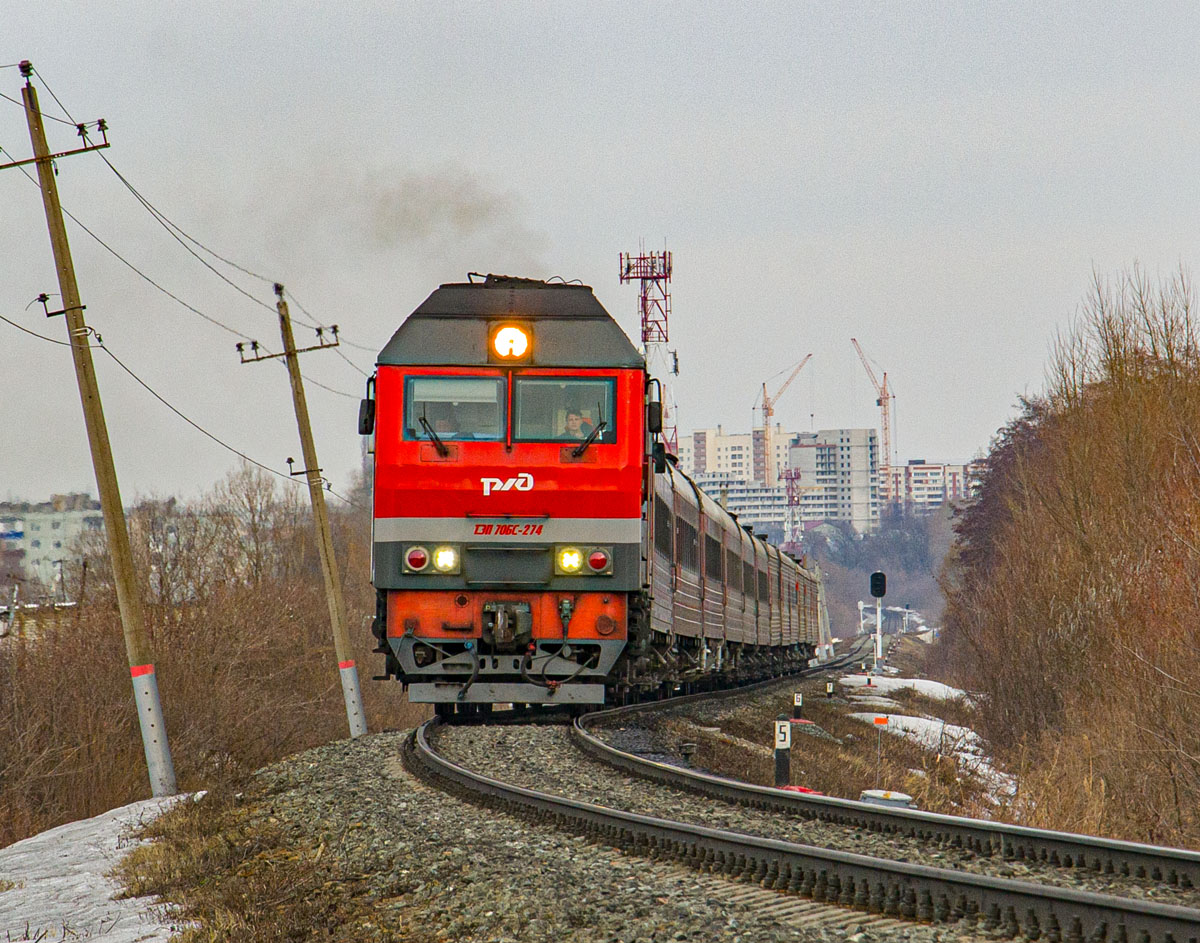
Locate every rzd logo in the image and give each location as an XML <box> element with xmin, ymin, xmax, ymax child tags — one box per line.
<box><xmin>481</xmin><ymin>473</ymin><xmax>534</xmax><ymax>496</ymax></box>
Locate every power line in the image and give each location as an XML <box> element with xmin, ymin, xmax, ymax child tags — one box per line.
<box><xmin>30</xmin><ymin>67</ymin><xmax>78</xmax><ymax>126</ymax></box>
<box><xmin>99</xmin><ymin>342</ymin><xmax>365</xmax><ymax>507</ymax></box>
<box><xmin>0</xmin><ymin>311</ymin><xmax>71</xmax><ymax>345</ymax></box>
<box><xmin>0</xmin><ymin>88</ymin><xmax>73</xmax><ymax>125</ymax></box>
<box><xmin>97</xmin><ymin>152</ymin><xmax>280</xmax><ymax>316</ymax></box>
<box><xmin>3</xmin><ymin>141</ymin><xmax>263</xmax><ymax>343</ymax></box>
<box><xmin>15</xmin><ymin>67</ymin><xmax>378</xmax><ymax>361</ymax></box>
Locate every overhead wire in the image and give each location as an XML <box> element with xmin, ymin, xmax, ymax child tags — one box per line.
<box><xmin>0</xmin><ymin>309</ymin><xmax>364</xmax><ymax>508</ymax></box>
<box><xmin>0</xmin><ymin>311</ymin><xmax>71</xmax><ymax>346</ymax></box>
<box><xmin>6</xmin><ymin>73</ymin><xmax>365</xmax><ymax>400</ymax></box>
<box><xmin>19</xmin><ymin>67</ymin><xmax>378</xmax><ymax>368</ymax></box>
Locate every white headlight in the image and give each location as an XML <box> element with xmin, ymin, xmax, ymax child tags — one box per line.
<box><xmin>558</xmin><ymin>547</ymin><xmax>583</xmax><ymax>573</ymax></box>
<box><xmin>433</xmin><ymin>546</ymin><xmax>459</xmax><ymax>573</ymax></box>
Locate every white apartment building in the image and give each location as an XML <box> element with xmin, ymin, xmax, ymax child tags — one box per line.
<box><xmin>677</xmin><ymin>424</ymin><xmax>799</xmax><ymax>485</ymax></box>
<box><xmin>788</xmin><ymin>429</ymin><xmax>879</xmax><ymax>534</ymax></box>
<box><xmin>882</xmin><ymin>460</ymin><xmax>983</xmax><ymax>512</ymax></box>
<box><xmin>691</xmin><ymin>473</ymin><xmax>789</xmax><ymax>537</ymax></box>
<box><xmin>0</xmin><ymin>494</ymin><xmax>104</xmax><ymax>594</ymax></box>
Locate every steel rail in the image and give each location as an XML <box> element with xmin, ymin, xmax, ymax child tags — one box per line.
<box><xmin>573</xmin><ymin>703</ymin><xmax>1200</xmax><ymax>891</ymax></box>
<box><xmin>409</xmin><ymin>719</ymin><xmax>1200</xmax><ymax>943</ymax></box>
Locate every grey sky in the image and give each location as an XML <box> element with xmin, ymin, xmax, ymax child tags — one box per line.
<box><xmin>5</xmin><ymin>3</ymin><xmax>1199</xmax><ymax>502</ymax></box>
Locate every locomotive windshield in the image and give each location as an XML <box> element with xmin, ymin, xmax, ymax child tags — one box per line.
<box><xmin>404</xmin><ymin>376</ymin><xmax>505</xmax><ymax>441</ymax></box>
<box><xmin>512</xmin><ymin>377</ymin><xmax>616</xmax><ymax>442</ymax></box>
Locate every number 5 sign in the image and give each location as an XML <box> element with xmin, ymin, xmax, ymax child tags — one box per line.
<box><xmin>774</xmin><ymin>719</ymin><xmax>792</xmax><ymax>749</ymax></box>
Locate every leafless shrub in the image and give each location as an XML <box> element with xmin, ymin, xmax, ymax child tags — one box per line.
<box><xmin>0</xmin><ymin>462</ymin><xmax>426</xmax><ymax>849</ymax></box>
<box><xmin>939</xmin><ymin>266</ymin><xmax>1200</xmax><ymax>845</ymax></box>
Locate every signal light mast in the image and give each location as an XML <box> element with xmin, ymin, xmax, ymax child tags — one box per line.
<box><xmin>619</xmin><ymin>249</ymin><xmax>677</xmax><ymax>453</ymax></box>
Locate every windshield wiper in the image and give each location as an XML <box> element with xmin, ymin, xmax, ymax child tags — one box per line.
<box><xmin>419</xmin><ymin>414</ymin><xmax>450</xmax><ymax>457</ymax></box>
<box><xmin>572</xmin><ymin>420</ymin><xmax>607</xmax><ymax>457</ymax></box>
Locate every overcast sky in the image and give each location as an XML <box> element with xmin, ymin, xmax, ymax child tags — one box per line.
<box><xmin>5</xmin><ymin>3</ymin><xmax>1200</xmax><ymax>504</ymax></box>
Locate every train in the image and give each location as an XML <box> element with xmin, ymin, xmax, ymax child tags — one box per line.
<box><xmin>360</xmin><ymin>274</ymin><xmax>832</xmax><ymax>712</ymax></box>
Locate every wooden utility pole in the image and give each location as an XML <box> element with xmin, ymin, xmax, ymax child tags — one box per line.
<box><xmin>239</xmin><ymin>285</ymin><xmax>367</xmax><ymax>738</ymax></box>
<box><xmin>8</xmin><ymin>62</ymin><xmax>177</xmax><ymax>795</ymax></box>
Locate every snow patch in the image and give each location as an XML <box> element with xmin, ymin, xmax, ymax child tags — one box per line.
<box><xmin>0</xmin><ymin>795</ymin><xmax>189</xmax><ymax>941</ymax></box>
<box><xmin>839</xmin><ymin>674</ymin><xmax>968</xmax><ymax>702</ymax></box>
<box><xmin>850</xmin><ymin>711</ymin><xmax>1016</xmax><ymax>798</ymax></box>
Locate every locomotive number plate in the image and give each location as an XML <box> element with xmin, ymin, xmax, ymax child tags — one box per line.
<box><xmin>472</xmin><ymin>523</ymin><xmax>545</xmax><ymax>537</ymax></box>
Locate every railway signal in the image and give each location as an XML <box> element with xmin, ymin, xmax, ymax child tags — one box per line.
<box><xmin>869</xmin><ymin>570</ymin><xmax>886</xmax><ymax>674</ymax></box>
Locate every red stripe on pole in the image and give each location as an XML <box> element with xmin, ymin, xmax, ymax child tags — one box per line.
<box><xmin>130</xmin><ymin>664</ymin><xmax>155</xmax><ymax>678</ymax></box>
<box><xmin>338</xmin><ymin>660</ymin><xmax>355</xmax><ymax>670</ymax></box>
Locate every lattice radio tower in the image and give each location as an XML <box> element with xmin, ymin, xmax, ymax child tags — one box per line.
<box><xmin>619</xmin><ymin>248</ymin><xmax>677</xmax><ymax>453</ymax></box>
<box><xmin>781</xmin><ymin>467</ymin><xmax>805</xmax><ymax>558</ymax></box>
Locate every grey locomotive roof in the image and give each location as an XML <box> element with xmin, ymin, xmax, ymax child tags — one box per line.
<box><xmin>377</xmin><ymin>275</ymin><xmax>644</xmax><ymax>368</ymax></box>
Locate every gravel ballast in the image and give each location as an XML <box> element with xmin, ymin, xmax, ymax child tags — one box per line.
<box><xmin>431</xmin><ymin>722</ymin><xmax>1200</xmax><ymax>911</ymax></box>
<box><xmin>238</xmin><ymin>730</ymin><xmax>977</xmax><ymax>941</ymax></box>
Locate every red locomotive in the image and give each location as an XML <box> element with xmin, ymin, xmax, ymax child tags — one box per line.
<box><xmin>361</xmin><ymin>274</ymin><xmax>829</xmax><ymax>712</ymax></box>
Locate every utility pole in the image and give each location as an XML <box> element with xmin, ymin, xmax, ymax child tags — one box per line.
<box><xmin>6</xmin><ymin>62</ymin><xmax>177</xmax><ymax>795</ymax></box>
<box><xmin>238</xmin><ymin>285</ymin><xmax>367</xmax><ymax>738</ymax></box>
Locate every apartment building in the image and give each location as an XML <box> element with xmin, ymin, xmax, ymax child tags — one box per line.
<box><xmin>0</xmin><ymin>494</ymin><xmax>103</xmax><ymax>593</ymax></box>
<box><xmin>677</xmin><ymin>424</ymin><xmax>799</xmax><ymax>485</ymax></box>
<box><xmin>787</xmin><ymin>428</ymin><xmax>880</xmax><ymax>534</ymax></box>
<box><xmin>881</xmin><ymin>460</ymin><xmax>983</xmax><ymax>512</ymax></box>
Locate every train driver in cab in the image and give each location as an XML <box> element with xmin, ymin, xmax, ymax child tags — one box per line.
<box><xmin>563</xmin><ymin>407</ymin><xmax>594</xmax><ymax>440</ymax></box>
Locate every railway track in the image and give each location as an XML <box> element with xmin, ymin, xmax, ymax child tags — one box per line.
<box><xmin>410</xmin><ymin>695</ymin><xmax>1200</xmax><ymax>942</ymax></box>
<box><xmin>575</xmin><ymin>704</ymin><xmax>1200</xmax><ymax>893</ymax></box>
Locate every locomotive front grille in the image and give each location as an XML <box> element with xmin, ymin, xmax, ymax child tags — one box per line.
<box><xmin>463</xmin><ymin>544</ymin><xmax>551</xmax><ymax>586</ymax></box>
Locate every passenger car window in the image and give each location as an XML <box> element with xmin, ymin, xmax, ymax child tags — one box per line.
<box><xmin>404</xmin><ymin>377</ymin><xmax>505</xmax><ymax>441</ymax></box>
<box><xmin>512</xmin><ymin>377</ymin><xmax>615</xmax><ymax>442</ymax></box>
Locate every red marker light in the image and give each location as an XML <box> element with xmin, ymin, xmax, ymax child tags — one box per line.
<box><xmin>587</xmin><ymin>549</ymin><xmax>610</xmax><ymax>571</ymax></box>
<box><xmin>406</xmin><ymin>547</ymin><xmax>429</xmax><ymax>571</ymax></box>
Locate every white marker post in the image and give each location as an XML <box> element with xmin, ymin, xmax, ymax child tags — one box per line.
<box><xmin>792</xmin><ymin>692</ymin><xmax>803</xmax><ymax>720</ymax></box>
<box><xmin>873</xmin><ymin>714</ymin><xmax>888</xmax><ymax>787</ymax></box>
<box><xmin>774</xmin><ymin>714</ymin><xmax>792</xmax><ymax>787</ymax></box>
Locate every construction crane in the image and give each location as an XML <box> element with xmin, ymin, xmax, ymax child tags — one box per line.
<box><xmin>756</xmin><ymin>354</ymin><xmax>811</xmax><ymax>484</ymax></box>
<box><xmin>850</xmin><ymin>338</ymin><xmax>895</xmax><ymax>504</ymax></box>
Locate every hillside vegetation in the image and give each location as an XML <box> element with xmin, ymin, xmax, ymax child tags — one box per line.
<box><xmin>804</xmin><ymin>509</ymin><xmax>954</xmax><ymax>638</ymax></box>
<box><xmin>935</xmin><ymin>269</ymin><xmax>1200</xmax><ymax>846</ymax></box>
<box><xmin>0</xmin><ymin>464</ymin><xmax>426</xmax><ymax>849</ymax></box>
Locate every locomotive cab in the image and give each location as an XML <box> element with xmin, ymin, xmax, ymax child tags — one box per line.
<box><xmin>367</xmin><ymin>275</ymin><xmax>648</xmax><ymax>706</ymax></box>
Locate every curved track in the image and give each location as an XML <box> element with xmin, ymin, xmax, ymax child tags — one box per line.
<box><xmin>574</xmin><ymin>705</ymin><xmax>1200</xmax><ymax>892</ymax></box>
<box><xmin>408</xmin><ymin>719</ymin><xmax>1200</xmax><ymax>943</ymax></box>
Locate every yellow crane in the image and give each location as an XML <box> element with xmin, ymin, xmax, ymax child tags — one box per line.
<box><xmin>757</xmin><ymin>354</ymin><xmax>812</xmax><ymax>483</ymax></box>
<box><xmin>850</xmin><ymin>338</ymin><xmax>895</xmax><ymax>503</ymax></box>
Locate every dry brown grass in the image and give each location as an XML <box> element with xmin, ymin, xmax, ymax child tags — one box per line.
<box><xmin>117</xmin><ymin>783</ymin><xmax>358</xmax><ymax>941</ymax></box>
<box><xmin>0</xmin><ymin>463</ymin><xmax>427</xmax><ymax>850</ymax></box>
<box><xmin>657</xmin><ymin>669</ymin><xmax>994</xmax><ymax>816</ymax></box>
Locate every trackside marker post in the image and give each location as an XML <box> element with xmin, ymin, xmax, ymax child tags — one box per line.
<box><xmin>792</xmin><ymin>692</ymin><xmax>803</xmax><ymax>719</ymax></box>
<box><xmin>825</xmin><ymin>681</ymin><xmax>834</xmax><ymax>699</ymax></box>
<box><xmin>774</xmin><ymin>713</ymin><xmax>791</xmax><ymax>787</ymax></box>
<box><xmin>874</xmin><ymin>715</ymin><xmax>888</xmax><ymax>787</ymax></box>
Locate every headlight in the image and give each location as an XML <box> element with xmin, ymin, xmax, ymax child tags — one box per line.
<box><xmin>492</xmin><ymin>325</ymin><xmax>530</xmax><ymax>358</ymax></box>
<box><xmin>433</xmin><ymin>545</ymin><xmax>460</xmax><ymax>573</ymax></box>
<box><xmin>557</xmin><ymin>547</ymin><xmax>583</xmax><ymax>574</ymax></box>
